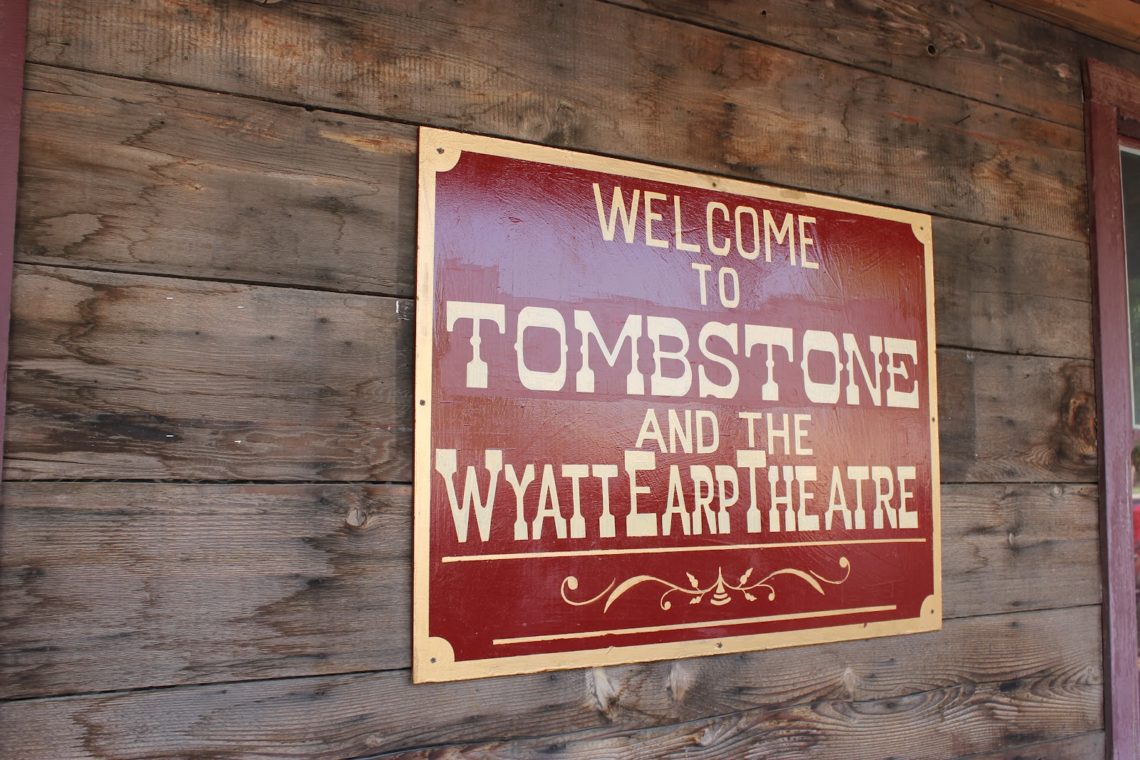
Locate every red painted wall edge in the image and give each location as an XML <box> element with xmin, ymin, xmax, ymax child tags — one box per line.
<box><xmin>0</xmin><ymin>0</ymin><xmax>27</xmax><ymax>473</ymax></box>
<box><xmin>1085</xmin><ymin>58</ymin><xmax>1140</xmax><ymax>760</ymax></box>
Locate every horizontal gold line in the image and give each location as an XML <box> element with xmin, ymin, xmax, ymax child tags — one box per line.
<box><xmin>492</xmin><ymin>604</ymin><xmax>898</xmax><ymax>645</ymax></box>
<box><xmin>442</xmin><ymin>537</ymin><xmax>926</xmax><ymax>563</ymax></box>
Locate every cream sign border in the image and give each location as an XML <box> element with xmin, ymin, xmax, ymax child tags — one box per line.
<box><xmin>413</xmin><ymin>127</ymin><xmax>941</xmax><ymax>683</ymax></box>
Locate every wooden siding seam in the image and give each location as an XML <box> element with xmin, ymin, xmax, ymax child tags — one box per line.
<box><xmin>935</xmin><ymin>341</ymin><xmax>1092</xmax><ymax>364</ymax></box>
<box><xmin>949</xmin><ymin>728</ymin><xmax>1107</xmax><ymax>760</ymax></box>
<box><xmin>9</xmin><ymin>261</ymin><xmax>411</xmax><ymax>307</ymax></box>
<box><xmin>16</xmin><ymin>47</ymin><xmax>1100</xmax><ymax>273</ymax></box>
<box><xmin>938</xmin><ymin>480</ymin><xmax>1097</xmax><ymax>487</ymax></box>
<box><xmin>0</xmin><ymin>641</ymin><xmax>1103</xmax><ymax>755</ymax></box>
<box><xmin>994</xmin><ymin>1</ymin><xmax>1140</xmax><ymax>56</ymax></box>
<box><xmin>16</xmin><ymin>50</ymin><xmax>1089</xmax><ymax>245</ymax></box>
<box><xmin>599</xmin><ymin>0</ymin><xmax>1081</xmax><ymax>133</ymax></box>
<box><xmin>0</xmin><ymin>666</ymin><xmax>412</xmax><ymax>706</ymax></box>
<box><xmin>0</xmin><ymin>478</ymin><xmax>412</xmax><ymax>485</ymax></box>
<box><xmin>9</xmin><ymin>254</ymin><xmax>416</xmax><ymax>303</ymax></box>
<box><xmin>354</xmin><ymin>667</ymin><xmax>1104</xmax><ymax>759</ymax></box>
<box><xmin>0</xmin><ymin>602</ymin><xmax>1105</xmax><ymax>705</ymax></box>
<box><xmin>0</xmin><ymin>477</ymin><xmax>415</xmax><ymax>485</ymax></box>
<box><xmin>17</xmin><ymin>58</ymin><xmax>436</xmax><ymax>132</ymax></box>
<box><xmin>940</xmin><ymin>602</ymin><xmax>1102</xmax><ymax>624</ymax></box>
<box><xmin>1</xmin><ymin>251</ymin><xmax>1096</xmax><ymax>367</ymax></box>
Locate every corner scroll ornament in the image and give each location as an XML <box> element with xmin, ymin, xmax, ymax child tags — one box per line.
<box><xmin>561</xmin><ymin>557</ymin><xmax>851</xmax><ymax>613</ymax></box>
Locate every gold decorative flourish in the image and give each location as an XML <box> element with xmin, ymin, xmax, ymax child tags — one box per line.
<box><xmin>561</xmin><ymin>557</ymin><xmax>851</xmax><ymax>613</ymax></box>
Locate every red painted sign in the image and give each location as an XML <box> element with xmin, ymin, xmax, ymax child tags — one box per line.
<box><xmin>413</xmin><ymin>128</ymin><xmax>940</xmax><ymax>682</ymax></box>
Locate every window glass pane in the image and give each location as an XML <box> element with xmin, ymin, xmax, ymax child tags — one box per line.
<box><xmin>1123</xmin><ymin>150</ymin><xmax>1140</xmax><ymax>674</ymax></box>
<box><xmin>1121</xmin><ymin>148</ymin><xmax>1140</xmax><ymax>427</ymax></box>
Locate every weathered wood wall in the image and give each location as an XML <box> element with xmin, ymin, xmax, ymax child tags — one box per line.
<box><xmin>0</xmin><ymin>0</ymin><xmax>1127</xmax><ymax>757</ymax></box>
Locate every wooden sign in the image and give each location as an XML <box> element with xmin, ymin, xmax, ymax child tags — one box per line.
<box><xmin>414</xmin><ymin>128</ymin><xmax>940</xmax><ymax>683</ymax></box>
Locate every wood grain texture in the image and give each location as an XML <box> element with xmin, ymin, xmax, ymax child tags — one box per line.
<box><xmin>23</xmin><ymin>0</ymin><xmax>1086</xmax><ymax>240</ymax></box>
<box><xmin>932</xmin><ymin>219</ymin><xmax>1090</xmax><ymax>359</ymax></box>
<box><xmin>997</xmin><ymin>0</ymin><xmax>1140</xmax><ymax>54</ymax></box>
<box><xmin>4</xmin><ymin>264</ymin><xmax>414</xmax><ymax>481</ymax></box>
<box><xmin>18</xmin><ymin>64</ymin><xmax>417</xmax><ymax>296</ymax></box>
<box><xmin>611</xmin><ymin>0</ymin><xmax>1089</xmax><ymax>129</ymax></box>
<box><xmin>0</xmin><ymin>482</ymin><xmax>1098</xmax><ymax>699</ymax></box>
<box><xmin>0</xmin><ymin>606</ymin><xmax>1103</xmax><ymax>758</ymax></box>
<box><xmin>373</xmin><ymin>671</ymin><xmax>1101</xmax><ymax>759</ymax></box>
<box><xmin>938</xmin><ymin>351</ymin><xmax>1096</xmax><ymax>483</ymax></box>
<box><xmin>16</xmin><ymin>65</ymin><xmax>1093</xmax><ymax>360</ymax></box>
<box><xmin>0</xmin><ymin>483</ymin><xmax>411</xmax><ymax>698</ymax></box>
<box><xmin>957</xmin><ymin>730</ymin><xmax>1104</xmax><ymax>759</ymax></box>
<box><xmin>3</xmin><ymin>264</ymin><xmax>1096</xmax><ymax>482</ymax></box>
<box><xmin>939</xmin><ymin>484</ymin><xmax>1099</xmax><ymax>619</ymax></box>
<box><xmin>1088</xmin><ymin>57</ymin><xmax>1140</xmax><ymax>115</ymax></box>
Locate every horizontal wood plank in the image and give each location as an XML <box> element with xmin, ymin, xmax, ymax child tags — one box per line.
<box><xmin>931</xmin><ymin>220</ymin><xmax>1089</xmax><ymax>359</ymax></box>
<box><xmin>18</xmin><ymin>64</ymin><xmax>417</xmax><ymax>297</ymax></box>
<box><xmin>938</xmin><ymin>351</ymin><xmax>1096</xmax><ymax>483</ymax></box>
<box><xmin>3</xmin><ymin>265</ymin><xmax>1096</xmax><ymax>482</ymax></box>
<box><xmin>939</xmin><ymin>484</ymin><xmax>1098</xmax><ymax>617</ymax></box>
<box><xmin>0</xmin><ymin>482</ymin><xmax>1097</xmax><ymax>698</ymax></box>
<box><xmin>3</xmin><ymin>265</ymin><xmax>414</xmax><ymax>481</ymax></box>
<box><xmin>610</xmin><ymin>0</ymin><xmax>1090</xmax><ymax>129</ymax></box>
<box><xmin>17</xmin><ymin>65</ymin><xmax>1092</xmax><ymax>359</ymax></box>
<box><xmin>996</xmin><ymin>0</ymin><xmax>1140</xmax><ymax>55</ymax></box>
<box><xmin>0</xmin><ymin>606</ymin><xmax>1103</xmax><ymax>758</ymax></box>
<box><xmin>24</xmin><ymin>0</ymin><xmax>1086</xmax><ymax>239</ymax></box>
<box><xmin>0</xmin><ymin>483</ymin><xmax>412</xmax><ymax>698</ymax></box>
<box><xmin>376</xmin><ymin>675</ymin><xmax>1101</xmax><ymax>759</ymax></box>
<box><xmin>957</xmin><ymin>730</ymin><xmax>1104</xmax><ymax>759</ymax></box>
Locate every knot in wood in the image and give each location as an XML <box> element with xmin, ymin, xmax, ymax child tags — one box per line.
<box><xmin>345</xmin><ymin>505</ymin><xmax>367</xmax><ymax>528</ymax></box>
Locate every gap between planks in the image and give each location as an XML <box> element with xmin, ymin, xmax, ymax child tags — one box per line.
<box><xmin>345</xmin><ymin>657</ymin><xmax>1103</xmax><ymax>758</ymax></box>
<box><xmin>19</xmin><ymin>59</ymin><xmax>1093</xmax><ymax>248</ymax></box>
<box><xmin>0</xmin><ymin>603</ymin><xmax>1104</xmax><ymax>718</ymax></box>
<box><xmin>595</xmin><ymin>0</ymin><xmax>1082</xmax><ymax>133</ymax></box>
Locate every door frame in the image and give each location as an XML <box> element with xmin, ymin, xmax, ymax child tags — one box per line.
<box><xmin>0</xmin><ymin>0</ymin><xmax>27</xmax><ymax>466</ymax></box>
<box><xmin>1085</xmin><ymin>58</ymin><xmax>1140</xmax><ymax>759</ymax></box>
